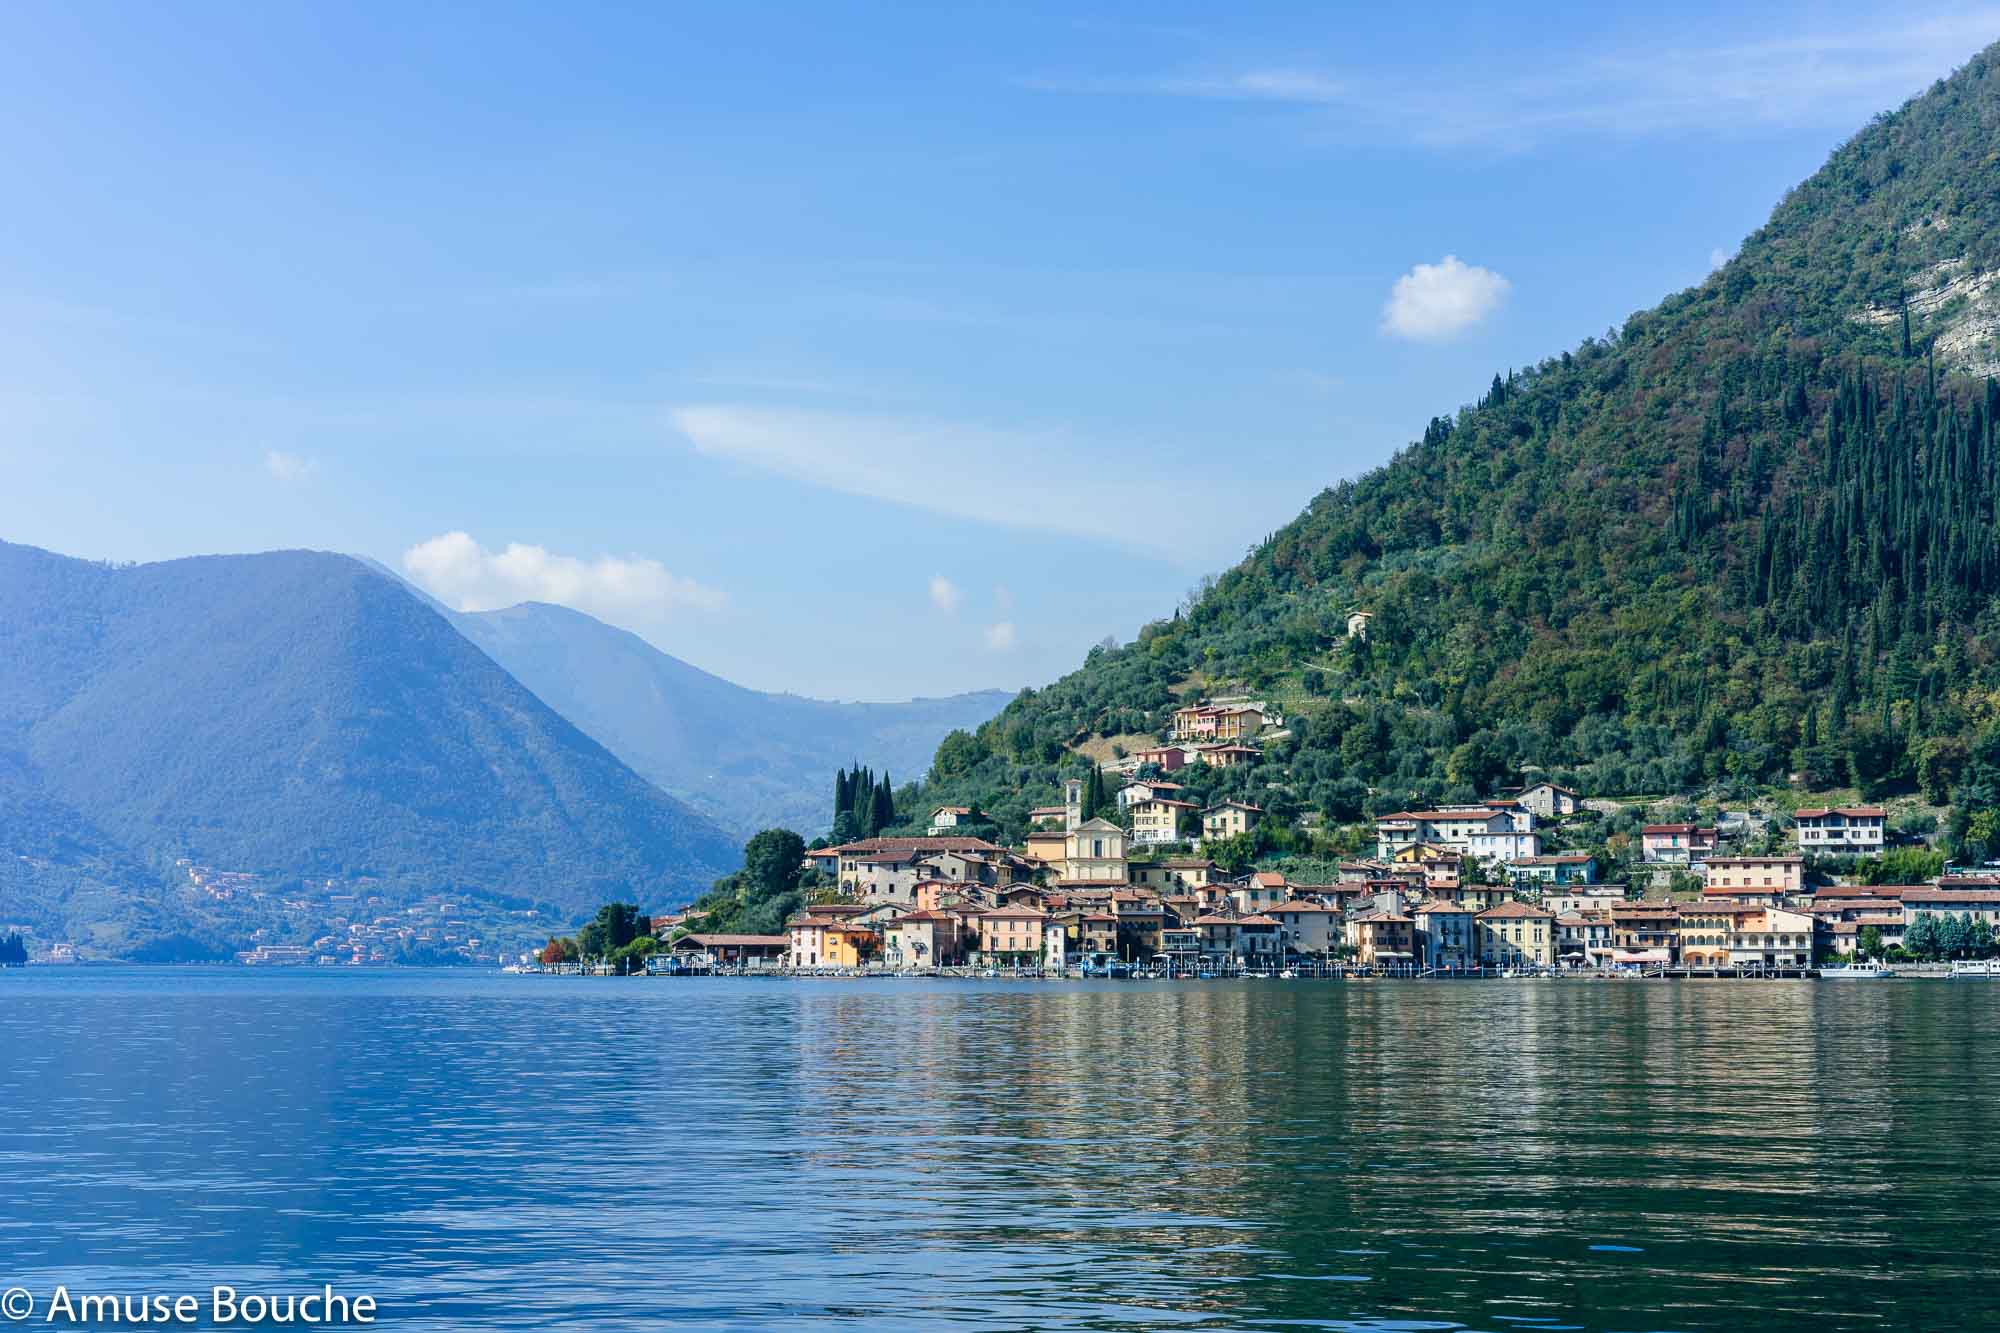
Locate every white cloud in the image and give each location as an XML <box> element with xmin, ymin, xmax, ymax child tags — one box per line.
<box><xmin>984</xmin><ymin>621</ymin><xmax>1018</xmax><ymax>652</ymax></box>
<box><xmin>1709</xmin><ymin>246</ymin><xmax>1736</xmax><ymax>272</ymax></box>
<box><xmin>929</xmin><ymin>575</ymin><xmax>963</xmax><ymax>613</ymax></box>
<box><xmin>1381</xmin><ymin>256</ymin><xmax>1510</xmax><ymax>342</ymax></box>
<box><xmin>669</xmin><ymin>403</ymin><xmax>1187</xmax><ymax>554</ymax></box>
<box><xmin>264</xmin><ymin>449</ymin><xmax>317</xmax><ymax>483</ymax></box>
<box><xmin>401</xmin><ymin>531</ymin><xmax>724</xmax><ymax>623</ymax></box>
<box><xmin>1028</xmin><ymin>13</ymin><xmax>2000</xmax><ymax>146</ymax></box>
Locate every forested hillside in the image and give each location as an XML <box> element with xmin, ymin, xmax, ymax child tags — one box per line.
<box><xmin>0</xmin><ymin>542</ymin><xmax>739</xmax><ymax>956</ymax></box>
<box><xmin>894</xmin><ymin>42</ymin><xmax>2000</xmax><ymax>855</ymax></box>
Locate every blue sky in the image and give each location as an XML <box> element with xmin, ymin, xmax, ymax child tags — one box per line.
<box><xmin>3</xmin><ymin>2</ymin><xmax>1997</xmax><ymax>700</ymax></box>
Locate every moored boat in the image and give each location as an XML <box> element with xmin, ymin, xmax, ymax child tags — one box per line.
<box><xmin>1822</xmin><ymin>960</ymin><xmax>1897</xmax><ymax>979</ymax></box>
<box><xmin>1950</xmin><ymin>959</ymin><xmax>2000</xmax><ymax>979</ymax></box>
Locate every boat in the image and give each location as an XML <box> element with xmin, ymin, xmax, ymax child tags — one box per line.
<box><xmin>1822</xmin><ymin>960</ymin><xmax>1898</xmax><ymax>979</ymax></box>
<box><xmin>1279</xmin><ymin>968</ymin><xmax>1298</xmax><ymax>979</ymax></box>
<box><xmin>1950</xmin><ymin>959</ymin><xmax>2000</xmax><ymax>979</ymax></box>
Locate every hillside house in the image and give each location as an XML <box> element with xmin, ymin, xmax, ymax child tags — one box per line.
<box><xmin>1641</xmin><ymin>823</ymin><xmax>1720</xmax><ymax>864</ymax></box>
<box><xmin>927</xmin><ymin>805</ymin><xmax>980</xmax><ymax>835</ymax></box>
<box><xmin>1506</xmin><ymin>853</ymin><xmax>1598</xmax><ymax>886</ymax></box>
<box><xmin>1468</xmin><ymin>828</ymin><xmax>1541</xmax><ymax>862</ymax></box>
<box><xmin>1375</xmin><ymin>809</ymin><xmax>1515</xmax><ymax>858</ymax></box>
<box><xmin>1793</xmin><ymin>806</ymin><xmax>1886</xmax><ymax>854</ymax></box>
<box><xmin>1202</xmin><ymin>801</ymin><xmax>1263</xmax><ymax>842</ymax></box>
<box><xmin>1129</xmin><ymin>796</ymin><xmax>1199</xmax><ymax>846</ymax></box>
<box><xmin>1170</xmin><ymin>702</ymin><xmax>1268</xmax><ymax>743</ymax></box>
<box><xmin>1514</xmin><ymin>782</ymin><xmax>1580</xmax><ymax>818</ymax></box>
<box><xmin>1117</xmin><ymin>778</ymin><xmax>1186</xmax><ymax>810</ymax></box>
<box><xmin>1129</xmin><ymin>858</ymin><xmax>1220</xmax><ymax>891</ymax></box>
<box><xmin>1195</xmin><ymin>743</ymin><xmax>1261</xmax><ymax>768</ymax></box>
<box><xmin>1132</xmin><ymin>746</ymin><xmax>1189</xmax><ymax>771</ymax></box>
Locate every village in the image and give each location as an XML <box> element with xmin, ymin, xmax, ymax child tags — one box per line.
<box><xmin>644</xmin><ymin>698</ymin><xmax>2000</xmax><ymax>979</ymax></box>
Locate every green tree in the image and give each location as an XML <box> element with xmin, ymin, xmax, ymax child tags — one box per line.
<box><xmin>609</xmin><ymin>935</ymin><xmax>660</xmax><ymax>974</ymax></box>
<box><xmin>1917</xmin><ymin>736</ymin><xmax>1969</xmax><ymax>804</ymax></box>
<box><xmin>1857</xmin><ymin>925</ymin><xmax>1884</xmax><ymax>959</ymax></box>
<box><xmin>743</xmin><ymin>827</ymin><xmax>806</xmax><ymax>900</ymax></box>
<box><xmin>577</xmin><ymin>902</ymin><xmax>648</xmax><ymax>960</ymax></box>
<box><xmin>1904</xmin><ymin>912</ymin><xmax>1942</xmax><ymax>960</ymax></box>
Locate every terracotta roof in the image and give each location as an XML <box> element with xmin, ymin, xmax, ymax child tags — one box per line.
<box><xmin>1704</xmin><ymin>855</ymin><xmax>1804</xmax><ymax>866</ymax></box>
<box><xmin>676</xmin><ymin>933</ymin><xmax>789</xmax><ymax>947</ymax></box>
<box><xmin>1236</xmin><ymin>914</ymin><xmax>1281</xmax><ymax>926</ymax></box>
<box><xmin>1386</xmin><ymin>809</ymin><xmax>1508</xmax><ymax>822</ymax></box>
<box><xmin>1478</xmin><ymin>901</ymin><xmax>1555</xmax><ymax>919</ymax></box>
<box><xmin>1249</xmin><ymin>871</ymin><xmax>1287</xmax><ymax>887</ymax></box>
<box><xmin>819</xmin><ymin>836</ymin><xmax>1007</xmax><ymax>856</ymax></box>
<box><xmin>1904</xmin><ymin>888</ymin><xmax>2000</xmax><ymax>904</ymax></box>
<box><xmin>1795</xmin><ymin>806</ymin><xmax>1886</xmax><ymax>819</ymax></box>
<box><xmin>1270</xmin><ymin>900</ymin><xmax>1340</xmax><ymax>915</ymax></box>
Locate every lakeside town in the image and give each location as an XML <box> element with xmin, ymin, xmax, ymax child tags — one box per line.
<box><xmin>596</xmin><ymin>697</ymin><xmax>2000</xmax><ymax>980</ymax></box>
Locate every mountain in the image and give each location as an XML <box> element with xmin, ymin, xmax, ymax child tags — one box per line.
<box><xmin>895</xmin><ymin>42</ymin><xmax>2000</xmax><ymax>857</ymax></box>
<box><xmin>446</xmin><ymin>600</ymin><xmax>1012</xmax><ymax>838</ymax></box>
<box><xmin>0</xmin><ymin>542</ymin><xmax>740</xmax><ymax>957</ymax></box>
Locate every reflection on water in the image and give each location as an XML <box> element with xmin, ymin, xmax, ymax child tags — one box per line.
<box><xmin>2</xmin><ymin>971</ymin><xmax>1996</xmax><ymax>1330</ymax></box>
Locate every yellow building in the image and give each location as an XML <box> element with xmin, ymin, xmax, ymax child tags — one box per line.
<box><xmin>1475</xmin><ymin>901</ymin><xmax>1556</xmax><ymax>967</ymax></box>
<box><xmin>1129</xmin><ymin>796</ymin><xmax>1198</xmax><ymax>846</ymax></box>
<box><xmin>786</xmin><ymin>911</ymin><xmax>875</xmax><ymax>969</ymax></box>
<box><xmin>1202</xmin><ymin>801</ymin><xmax>1263</xmax><ymax>842</ymax></box>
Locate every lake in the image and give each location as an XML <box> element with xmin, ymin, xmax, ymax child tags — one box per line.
<box><xmin>2</xmin><ymin>969</ymin><xmax>1996</xmax><ymax>1330</ymax></box>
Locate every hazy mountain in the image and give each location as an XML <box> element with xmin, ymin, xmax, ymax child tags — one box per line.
<box><xmin>447</xmin><ymin>600</ymin><xmax>1013</xmax><ymax>838</ymax></box>
<box><xmin>0</xmin><ymin>541</ymin><xmax>740</xmax><ymax>956</ymax></box>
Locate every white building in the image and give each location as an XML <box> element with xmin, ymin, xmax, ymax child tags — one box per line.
<box><xmin>1375</xmin><ymin>808</ymin><xmax>1515</xmax><ymax>858</ymax></box>
<box><xmin>1794</xmin><ymin>806</ymin><xmax>1886</xmax><ymax>854</ymax></box>
<box><xmin>1468</xmin><ymin>829</ymin><xmax>1541</xmax><ymax>863</ymax></box>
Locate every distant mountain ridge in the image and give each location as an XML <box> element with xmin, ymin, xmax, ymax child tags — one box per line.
<box><xmin>0</xmin><ymin>541</ymin><xmax>740</xmax><ymax>957</ymax></box>
<box><xmin>445</xmin><ymin>600</ymin><xmax>1013</xmax><ymax>838</ymax></box>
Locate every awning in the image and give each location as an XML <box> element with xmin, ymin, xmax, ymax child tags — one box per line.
<box><xmin>1612</xmin><ymin>949</ymin><xmax>1670</xmax><ymax>964</ymax></box>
